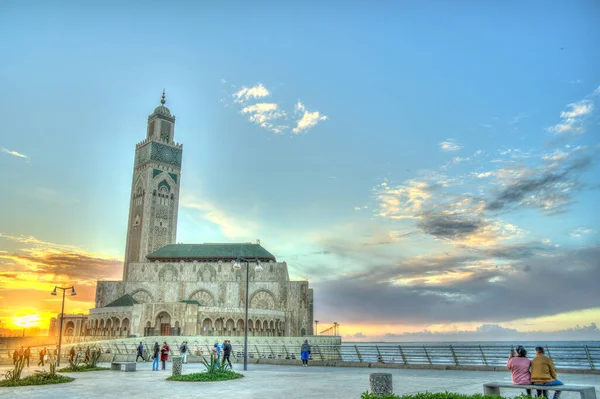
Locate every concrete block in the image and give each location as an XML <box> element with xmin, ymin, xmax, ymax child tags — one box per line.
<box><xmin>369</xmin><ymin>373</ymin><xmax>393</xmax><ymax>396</ymax></box>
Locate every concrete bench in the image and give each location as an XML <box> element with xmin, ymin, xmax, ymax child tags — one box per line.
<box><xmin>484</xmin><ymin>382</ymin><xmax>597</xmax><ymax>399</ymax></box>
<box><xmin>111</xmin><ymin>361</ymin><xmax>136</xmax><ymax>372</ymax></box>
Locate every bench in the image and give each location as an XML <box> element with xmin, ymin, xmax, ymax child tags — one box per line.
<box><xmin>111</xmin><ymin>361</ymin><xmax>137</xmax><ymax>372</ymax></box>
<box><xmin>484</xmin><ymin>382</ymin><xmax>597</xmax><ymax>399</ymax></box>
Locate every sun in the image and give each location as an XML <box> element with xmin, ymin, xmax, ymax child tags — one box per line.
<box><xmin>12</xmin><ymin>314</ymin><xmax>41</xmax><ymax>329</ymax></box>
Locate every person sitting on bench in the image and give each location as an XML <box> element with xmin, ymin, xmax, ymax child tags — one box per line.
<box><xmin>507</xmin><ymin>345</ymin><xmax>531</xmax><ymax>396</ymax></box>
<box><xmin>531</xmin><ymin>346</ymin><xmax>563</xmax><ymax>399</ymax></box>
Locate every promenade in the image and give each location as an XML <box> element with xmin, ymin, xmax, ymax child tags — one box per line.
<box><xmin>0</xmin><ymin>363</ymin><xmax>598</xmax><ymax>399</ymax></box>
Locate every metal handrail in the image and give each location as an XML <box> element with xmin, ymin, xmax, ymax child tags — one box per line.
<box><xmin>2</xmin><ymin>342</ymin><xmax>598</xmax><ymax>371</ymax></box>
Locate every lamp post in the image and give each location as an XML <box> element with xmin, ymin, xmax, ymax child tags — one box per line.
<box><xmin>51</xmin><ymin>285</ymin><xmax>76</xmax><ymax>367</ymax></box>
<box><xmin>232</xmin><ymin>257</ymin><xmax>263</xmax><ymax>371</ymax></box>
<box><xmin>314</xmin><ymin>320</ymin><xmax>319</xmax><ymax>336</ymax></box>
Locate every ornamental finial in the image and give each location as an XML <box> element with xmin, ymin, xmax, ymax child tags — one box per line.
<box><xmin>161</xmin><ymin>89</ymin><xmax>166</xmax><ymax>105</ymax></box>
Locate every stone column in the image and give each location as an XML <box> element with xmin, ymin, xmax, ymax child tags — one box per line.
<box><xmin>172</xmin><ymin>356</ymin><xmax>183</xmax><ymax>376</ymax></box>
<box><xmin>369</xmin><ymin>373</ymin><xmax>393</xmax><ymax>396</ymax></box>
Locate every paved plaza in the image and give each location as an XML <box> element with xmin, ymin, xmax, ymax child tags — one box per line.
<box><xmin>0</xmin><ymin>362</ymin><xmax>598</xmax><ymax>399</ymax></box>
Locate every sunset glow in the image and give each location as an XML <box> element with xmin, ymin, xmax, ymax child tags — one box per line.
<box><xmin>12</xmin><ymin>314</ymin><xmax>41</xmax><ymax>329</ymax></box>
<box><xmin>0</xmin><ymin>1</ymin><xmax>598</xmax><ymax>341</ymax></box>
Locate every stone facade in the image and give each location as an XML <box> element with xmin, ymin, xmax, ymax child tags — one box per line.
<box><xmin>49</xmin><ymin>314</ymin><xmax>88</xmax><ymax>338</ymax></box>
<box><xmin>89</xmin><ymin>93</ymin><xmax>314</xmax><ymax>339</ymax></box>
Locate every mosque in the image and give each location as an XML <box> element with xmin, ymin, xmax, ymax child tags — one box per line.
<box><xmin>78</xmin><ymin>93</ymin><xmax>313</xmax><ymax>338</ymax></box>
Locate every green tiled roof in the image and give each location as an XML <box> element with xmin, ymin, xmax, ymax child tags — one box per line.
<box><xmin>105</xmin><ymin>294</ymin><xmax>138</xmax><ymax>308</ymax></box>
<box><xmin>180</xmin><ymin>300</ymin><xmax>201</xmax><ymax>306</ymax></box>
<box><xmin>146</xmin><ymin>243</ymin><xmax>276</xmax><ymax>261</ymax></box>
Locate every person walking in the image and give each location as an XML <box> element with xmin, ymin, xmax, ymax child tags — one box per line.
<box><xmin>222</xmin><ymin>340</ymin><xmax>232</xmax><ymax>368</ymax></box>
<box><xmin>300</xmin><ymin>340</ymin><xmax>311</xmax><ymax>367</ymax></box>
<box><xmin>152</xmin><ymin>342</ymin><xmax>160</xmax><ymax>371</ymax></box>
<box><xmin>180</xmin><ymin>341</ymin><xmax>188</xmax><ymax>364</ymax></box>
<box><xmin>24</xmin><ymin>346</ymin><xmax>31</xmax><ymax>367</ymax></box>
<box><xmin>38</xmin><ymin>347</ymin><xmax>46</xmax><ymax>367</ymax></box>
<box><xmin>507</xmin><ymin>345</ymin><xmax>532</xmax><ymax>396</ymax></box>
<box><xmin>531</xmin><ymin>346</ymin><xmax>563</xmax><ymax>399</ymax></box>
<box><xmin>136</xmin><ymin>342</ymin><xmax>145</xmax><ymax>362</ymax></box>
<box><xmin>213</xmin><ymin>342</ymin><xmax>221</xmax><ymax>368</ymax></box>
<box><xmin>69</xmin><ymin>346</ymin><xmax>76</xmax><ymax>363</ymax></box>
<box><xmin>12</xmin><ymin>349</ymin><xmax>19</xmax><ymax>365</ymax></box>
<box><xmin>160</xmin><ymin>342</ymin><xmax>170</xmax><ymax>370</ymax></box>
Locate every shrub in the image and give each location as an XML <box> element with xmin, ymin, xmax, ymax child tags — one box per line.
<box><xmin>201</xmin><ymin>354</ymin><xmax>230</xmax><ymax>374</ymax></box>
<box><xmin>86</xmin><ymin>347</ymin><xmax>101</xmax><ymax>368</ymax></box>
<box><xmin>167</xmin><ymin>370</ymin><xmax>244</xmax><ymax>382</ymax></box>
<box><xmin>4</xmin><ymin>356</ymin><xmax>25</xmax><ymax>382</ymax></box>
<box><xmin>57</xmin><ymin>365</ymin><xmax>109</xmax><ymax>372</ymax></box>
<box><xmin>0</xmin><ymin>373</ymin><xmax>73</xmax><ymax>387</ymax></box>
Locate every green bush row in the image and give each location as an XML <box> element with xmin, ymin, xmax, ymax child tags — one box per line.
<box><xmin>167</xmin><ymin>370</ymin><xmax>244</xmax><ymax>382</ymax></box>
<box><xmin>0</xmin><ymin>374</ymin><xmax>74</xmax><ymax>387</ymax></box>
<box><xmin>361</xmin><ymin>392</ymin><xmax>530</xmax><ymax>399</ymax></box>
<box><xmin>58</xmin><ymin>365</ymin><xmax>110</xmax><ymax>373</ymax></box>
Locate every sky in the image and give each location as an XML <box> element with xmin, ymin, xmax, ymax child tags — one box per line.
<box><xmin>0</xmin><ymin>0</ymin><xmax>599</xmax><ymax>341</ymax></box>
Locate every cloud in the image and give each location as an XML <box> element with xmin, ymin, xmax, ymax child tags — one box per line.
<box><xmin>1</xmin><ymin>147</ymin><xmax>28</xmax><ymax>159</ymax></box>
<box><xmin>374</xmin><ymin>178</ymin><xmax>520</xmax><ymax>247</ymax></box>
<box><xmin>439</xmin><ymin>139</ymin><xmax>462</xmax><ymax>152</ymax></box>
<box><xmin>241</xmin><ymin>103</ymin><xmax>287</xmax><ymax>133</ymax></box>
<box><xmin>509</xmin><ymin>113</ymin><xmax>529</xmax><ymax>124</ymax></box>
<box><xmin>417</xmin><ymin>213</ymin><xmax>483</xmax><ymax>241</ymax></box>
<box><xmin>311</xmin><ymin>246</ymin><xmax>600</xmax><ymax>325</ymax></box>
<box><xmin>226</xmin><ymin>83</ymin><xmax>327</xmax><ymax>135</ymax></box>
<box><xmin>375</xmin><ymin>180</ymin><xmax>435</xmax><ymax>220</ymax></box>
<box><xmin>472</xmin><ymin>171</ymin><xmax>494</xmax><ymax>179</ymax></box>
<box><xmin>292</xmin><ymin>101</ymin><xmax>328</xmax><ymax>134</ymax></box>
<box><xmin>485</xmin><ymin>151</ymin><xmax>592</xmax><ymax>213</ymax></box>
<box><xmin>0</xmin><ymin>233</ymin><xmax>122</xmax><ymax>331</ymax></box>
<box><xmin>570</xmin><ymin>227</ymin><xmax>594</xmax><ymax>237</ymax></box>
<box><xmin>378</xmin><ymin>323</ymin><xmax>600</xmax><ymax>342</ymax></box>
<box><xmin>547</xmin><ymin>86</ymin><xmax>600</xmax><ymax>135</ymax></box>
<box><xmin>348</xmin><ymin>332</ymin><xmax>367</xmax><ymax>339</ymax></box>
<box><xmin>180</xmin><ymin>194</ymin><xmax>258</xmax><ymax>240</ymax></box>
<box><xmin>233</xmin><ymin>83</ymin><xmax>270</xmax><ymax>103</ymax></box>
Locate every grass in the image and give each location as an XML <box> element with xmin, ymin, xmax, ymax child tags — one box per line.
<box><xmin>361</xmin><ymin>393</ymin><xmax>531</xmax><ymax>399</ymax></box>
<box><xmin>167</xmin><ymin>370</ymin><xmax>244</xmax><ymax>382</ymax></box>
<box><xmin>57</xmin><ymin>365</ymin><xmax>110</xmax><ymax>372</ymax></box>
<box><xmin>0</xmin><ymin>373</ymin><xmax>74</xmax><ymax>387</ymax></box>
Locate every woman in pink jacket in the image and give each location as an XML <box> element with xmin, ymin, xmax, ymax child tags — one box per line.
<box><xmin>160</xmin><ymin>342</ymin><xmax>170</xmax><ymax>370</ymax></box>
<box><xmin>507</xmin><ymin>345</ymin><xmax>532</xmax><ymax>395</ymax></box>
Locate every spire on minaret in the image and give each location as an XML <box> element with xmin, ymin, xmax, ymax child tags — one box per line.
<box><xmin>161</xmin><ymin>89</ymin><xmax>166</xmax><ymax>105</ymax></box>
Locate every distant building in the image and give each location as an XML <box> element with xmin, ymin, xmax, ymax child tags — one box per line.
<box><xmin>88</xmin><ymin>93</ymin><xmax>314</xmax><ymax>338</ymax></box>
<box><xmin>49</xmin><ymin>314</ymin><xmax>88</xmax><ymax>338</ymax></box>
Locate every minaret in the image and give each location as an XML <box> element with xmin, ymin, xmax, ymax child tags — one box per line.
<box><xmin>122</xmin><ymin>91</ymin><xmax>183</xmax><ymax>279</ymax></box>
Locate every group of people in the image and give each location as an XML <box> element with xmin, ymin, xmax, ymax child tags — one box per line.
<box><xmin>507</xmin><ymin>346</ymin><xmax>564</xmax><ymax>399</ymax></box>
<box><xmin>11</xmin><ymin>346</ymin><xmax>31</xmax><ymax>367</ymax></box>
<box><xmin>138</xmin><ymin>339</ymin><xmax>234</xmax><ymax>370</ymax></box>
<box><xmin>145</xmin><ymin>341</ymin><xmax>172</xmax><ymax>371</ymax></box>
<box><xmin>68</xmin><ymin>345</ymin><xmax>96</xmax><ymax>363</ymax></box>
<box><xmin>14</xmin><ymin>345</ymin><xmax>103</xmax><ymax>368</ymax></box>
<box><xmin>211</xmin><ymin>340</ymin><xmax>233</xmax><ymax>368</ymax></box>
<box><xmin>12</xmin><ymin>346</ymin><xmax>55</xmax><ymax>367</ymax></box>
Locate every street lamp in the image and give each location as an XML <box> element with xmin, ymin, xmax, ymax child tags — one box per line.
<box><xmin>51</xmin><ymin>285</ymin><xmax>77</xmax><ymax>366</ymax></box>
<box><xmin>232</xmin><ymin>257</ymin><xmax>263</xmax><ymax>371</ymax></box>
<box><xmin>314</xmin><ymin>320</ymin><xmax>319</xmax><ymax>336</ymax></box>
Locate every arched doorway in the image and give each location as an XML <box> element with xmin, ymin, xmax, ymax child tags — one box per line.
<box><xmin>156</xmin><ymin>311</ymin><xmax>172</xmax><ymax>336</ymax></box>
<box><xmin>202</xmin><ymin>318</ymin><xmax>213</xmax><ymax>336</ymax></box>
<box><xmin>65</xmin><ymin>321</ymin><xmax>75</xmax><ymax>336</ymax></box>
